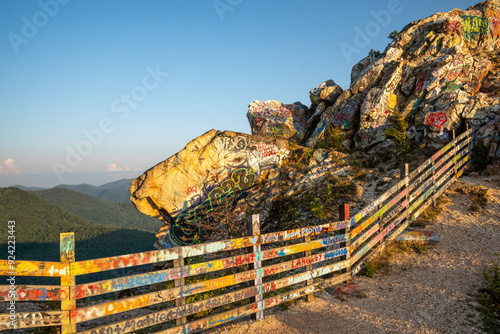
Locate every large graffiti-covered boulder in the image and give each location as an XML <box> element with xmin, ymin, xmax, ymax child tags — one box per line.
<box><xmin>247</xmin><ymin>100</ymin><xmax>311</xmax><ymax>142</ymax></box>
<box><xmin>299</xmin><ymin>0</ymin><xmax>500</xmax><ymax>150</ymax></box>
<box><xmin>130</xmin><ymin>129</ymin><xmax>291</xmax><ymax>247</ymax></box>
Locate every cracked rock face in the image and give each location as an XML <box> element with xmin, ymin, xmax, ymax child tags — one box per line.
<box><xmin>247</xmin><ymin>100</ymin><xmax>311</xmax><ymax>142</ymax></box>
<box><xmin>308</xmin><ymin>0</ymin><xmax>500</xmax><ymax>149</ymax></box>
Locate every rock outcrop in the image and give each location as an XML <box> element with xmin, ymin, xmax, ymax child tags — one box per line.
<box><xmin>308</xmin><ymin>0</ymin><xmax>500</xmax><ymax>150</ymax></box>
<box><xmin>131</xmin><ymin>0</ymin><xmax>500</xmax><ymax>249</ymax></box>
<box><xmin>247</xmin><ymin>100</ymin><xmax>311</xmax><ymax>141</ymax></box>
<box><xmin>130</xmin><ymin>130</ymin><xmax>292</xmax><ymax>247</ymax></box>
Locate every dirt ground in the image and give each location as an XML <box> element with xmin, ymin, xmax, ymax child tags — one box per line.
<box><xmin>206</xmin><ymin>173</ymin><xmax>500</xmax><ymax>334</ymax></box>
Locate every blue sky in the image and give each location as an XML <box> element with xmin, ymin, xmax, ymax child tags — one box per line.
<box><xmin>0</xmin><ymin>0</ymin><xmax>477</xmax><ymax>187</ymax></box>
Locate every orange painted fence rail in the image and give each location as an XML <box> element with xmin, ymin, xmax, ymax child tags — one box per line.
<box><xmin>0</xmin><ymin>128</ymin><xmax>474</xmax><ymax>333</ymax></box>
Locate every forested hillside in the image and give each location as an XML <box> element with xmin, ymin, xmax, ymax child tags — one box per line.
<box><xmin>33</xmin><ymin>187</ymin><xmax>163</xmax><ymax>232</ymax></box>
<box><xmin>57</xmin><ymin>178</ymin><xmax>133</xmax><ymax>202</ymax></box>
<box><xmin>0</xmin><ymin>187</ymin><xmax>157</xmax><ymax>262</ymax></box>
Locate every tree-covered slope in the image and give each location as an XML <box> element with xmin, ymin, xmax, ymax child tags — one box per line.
<box><xmin>0</xmin><ymin>187</ymin><xmax>157</xmax><ymax>262</ymax></box>
<box><xmin>57</xmin><ymin>179</ymin><xmax>133</xmax><ymax>202</ymax></box>
<box><xmin>33</xmin><ymin>187</ymin><xmax>163</xmax><ymax>233</ymax></box>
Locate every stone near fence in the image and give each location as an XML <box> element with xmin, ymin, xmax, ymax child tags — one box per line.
<box><xmin>396</xmin><ymin>229</ymin><xmax>440</xmax><ymax>242</ymax></box>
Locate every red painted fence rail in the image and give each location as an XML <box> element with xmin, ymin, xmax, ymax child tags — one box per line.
<box><xmin>0</xmin><ymin>127</ymin><xmax>474</xmax><ymax>333</ymax></box>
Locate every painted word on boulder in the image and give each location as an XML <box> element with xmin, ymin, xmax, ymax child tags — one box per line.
<box><xmin>461</xmin><ymin>15</ymin><xmax>489</xmax><ymax>39</ymax></box>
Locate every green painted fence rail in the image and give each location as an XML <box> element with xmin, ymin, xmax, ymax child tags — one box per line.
<box><xmin>0</xmin><ymin>127</ymin><xmax>474</xmax><ymax>333</ymax></box>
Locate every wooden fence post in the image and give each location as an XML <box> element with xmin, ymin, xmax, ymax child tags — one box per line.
<box><xmin>450</xmin><ymin>129</ymin><xmax>458</xmax><ymax>177</ymax></box>
<box><xmin>304</xmin><ymin>233</ymin><xmax>313</xmax><ymax>302</ymax></box>
<box><xmin>174</xmin><ymin>251</ymin><xmax>186</xmax><ymax>326</ymax></box>
<box><xmin>247</xmin><ymin>214</ymin><xmax>262</xmax><ymax>321</ymax></box>
<box><xmin>60</xmin><ymin>233</ymin><xmax>76</xmax><ymax>334</ymax></box>
<box><xmin>339</xmin><ymin>204</ymin><xmax>351</xmax><ymax>275</ymax></box>
<box><xmin>400</xmin><ymin>163</ymin><xmax>409</xmax><ymax>222</ymax></box>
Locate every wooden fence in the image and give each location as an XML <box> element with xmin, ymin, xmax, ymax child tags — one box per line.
<box><xmin>0</xmin><ymin>127</ymin><xmax>474</xmax><ymax>333</ymax></box>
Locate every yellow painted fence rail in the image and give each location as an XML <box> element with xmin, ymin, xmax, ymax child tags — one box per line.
<box><xmin>0</xmin><ymin>127</ymin><xmax>474</xmax><ymax>333</ymax></box>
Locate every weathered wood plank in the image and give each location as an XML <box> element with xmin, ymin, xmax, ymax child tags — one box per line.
<box><xmin>409</xmin><ymin>153</ymin><xmax>469</xmax><ymax>218</ymax></box>
<box><xmin>351</xmin><ymin>146</ymin><xmax>470</xmax><ymax>274</ymax></box>
<box><xmin>60</xmin><ymin>232</ymin><xmax>75</xmax><ymax>263</ymax></box>
<box><xmin>0</xmin><ymin>310</ymin><xmax>69</xmax><ymax>330</ymax></box>
<box><xmin>409</xmin><ymin>159</ymin><xmax>454</xmax><ymax>204</ymax></box>
<box><xmin>349</xmin><ymin>176</ymin><xmax>409</xmax><ymax>227</ymax></box>
<box><xmin>411</xmin><ymin>161</ymin><xmax>468</xmax><ymax>222</ymax></box>
<box><xmin>351</xmin><ymin>204</ymin><xmax>410</xmax><ymax>267</ymax></box>
<box><xmin>349</xmin><ymin>223</ymin><xmax>380</xmax><ymax>253</ymax></box>
<box><xmin>153</xmin><ymin>303</ymin><xmax>258</xmax><ymax>334</ymax></box>
<box><xmin>350</xmin><ymin>188</ymin><xmax>409</xmax><ymax>239</ymax></box>
<box><xmin>72</xmin><ymin>232</ymin><xmax>347</xmax><ymax>299</ymax></box>
<box><xmin>0</xmin><ymin>260</ymin><xmax>69</xmax><ymax>277</ymax></box>
<box><xmin>72</xmin><ymin>266</ymin><xmax>181</xmax><ymax>299</ymax></box>
<box><xmin>80</xmin><ymin>261</ymin><xmax>351</xmax><ymax>334</ymax></box>
<box><xmin>152</xmin><ymin>261</ymin><xmax>351</xmax><ymax>334</ymax></box>
<box><xmin>71</xmin><ymin>249</ymin><xmax>179</xmax><ymax>276</ymax></box>
<box><xmin>79</xmin><ymin>285</ymin><xmax>262</xmax><ymax>334</ymax></box>
<box><xmin>407</xmin><ymin>130</ymin><xmax>471</xmax><ymax>182</ymax></box>
<box><xmin>179</xmin><ymin>220</ymin><xmax>349</xmax><ymax>258</ymax></box>
<box><xmin>0</xmin><ymin>285</ymin><xmax>69</xmax><ymax>301</ymax></box>
<box><xmin>71</xmin><ymin>247</ymin><xmax>348</xmax><ymax>323</ymax></box>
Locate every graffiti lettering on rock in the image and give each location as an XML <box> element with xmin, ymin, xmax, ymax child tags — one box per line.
<box><xmin>426</xmin><ymin>112</ymin><xmax>448</xmax><ymax>130</ymax></box>
<box><xmin>215</xmin><ymin>136</ymin><xmax>248</xmax><ymax>152</ymax></box>
<box><xmin>461</xmin><ymin>15</ymin><xmax>489</xmax><ymax>39</ymax></box>
<box><xmin>415</xmin><ymin>71</ymin><xmax>426</xmax><ymax>92</ymax></box>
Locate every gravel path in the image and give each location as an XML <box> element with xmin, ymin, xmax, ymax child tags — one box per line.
<box><xmin>207</xmin><ymin>174</ymin><xmax>500</xmax><ymax>334</ymax></box>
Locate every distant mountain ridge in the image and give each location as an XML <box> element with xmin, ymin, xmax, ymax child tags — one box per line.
<box><xmin>13</xmin><ymin>178</ymin><xmax>134</xmax><ymax>203</ymax></box>
<box><xmin>33</xmin><ymin>187</ymin><xmax>163</xmax><ymax>233</ymax></box>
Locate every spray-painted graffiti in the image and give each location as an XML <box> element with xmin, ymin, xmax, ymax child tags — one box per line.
<box><xmin>445</xmin><ymin>20</ymin><xmax>462</xmax><ymax>34</ymax></box>
<box><xmin>446</xmin><ymin>59</ymin><xmax>463</xmax><ymax>81</ymax></box>
<box><xmin>0</xmin><ymin>260</ymin><xmax>68</xmax><ymax>277</ymax></box>
<box><xmin>445</xmin><ymin>79</ymin><xmax>460</xmax><ymax>92</ymax></box>
<box><xmin>60</xmin><ymin>233</ymin><xmax>75</xmax><ymax>263</ymax></box>
<box><xmin>0</xmin><ymin>286</ymin><xmax>69</xmax><ymax>301</ymax></box>
<box><xmin>257</xmin><ymin>142</ymin><xmax>276</xmax><ymax>158</ymax></box>
<box><xmin>386</xmin><ymin>66</ymin><xmax>402</xmax><ymax>92</ymax></box>
<box><xmin>388</xmin><ymin>94</ymin><xmax>397</xmax><ymax>109</ymax></box>
<box><xmin>412</xmin><ymin>98</ymin><xmax>422</xmax><ymax>112</ymax></box>
<box><xmin>488</xmin><ymin>8</ymin><xmax>500</xmax><ymax>38</ymax></box>
<box><xmin>461</xmin><ymin>15</ymin><xmax>489</xmax><ymax>39</ymax></box>
<box><xmin>215</xmin><ymin>136</ymin><xmax>248</xmax><ymax>152</ymax></box>
<box><xmin>415</xmin><ymin>71</ymin><xmax>426</xmax><ymax>92</ymax></box>
<box><xmin>268</xmin><ymin>123</ymin><xmax>295</xmax><ymax>137</ymax></box>
<box><xmin>426</xmin><ymin>112</ymin><xmax>448</xmax><ymax>130</ymax></box>
<box><xmin>169</xmin><ymin>168</ymin><xmax>257</xmax><ymax>245</ymax></box>
<box><xmin>185</xmin><ymin>186</ymin><xmax>198</xmax><ymax>196</ymax></box>
<box><xmin>471</xmin><ymin>69</ymin><xmax>488</xmax><ymax>96</ymax></box>
<box><xmin>0</xmin><ymin>311</ymin><xmax>68</xmax><ymax>330</ymax></box>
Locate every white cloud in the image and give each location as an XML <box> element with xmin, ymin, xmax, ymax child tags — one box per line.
<box><xmin>0</xmin><ymin>158</ymin><xmax>20</xmax><ymax>176</ymax></box>
<box><xmin>106</xmin><ymin>163</ymin><xmax>139</xmax><ymax>172</ymax></box>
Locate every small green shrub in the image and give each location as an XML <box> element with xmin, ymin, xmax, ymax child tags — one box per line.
<box><xmin>477</xmin><ymin>259</ymin><xmax>500</xmax><ymax>333</ymax></box>
<box><xmin>384</xmin><ymin>111</ymin><xmax>413</xmax><ymax>162</ymax></box>
<box><xmin>369</xmin><ymin>49</ymin><xmax>381</xmax><ymax>59</ymax></box>
<box><xmin>311</xmin><ymin>198</ymin><xmax>326</xmax><ymax>219</ymax></box>
<box><xmin>388</xmin><ymin>30</ymin><xmax>399</xmax><ymax>40</ymax></box>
